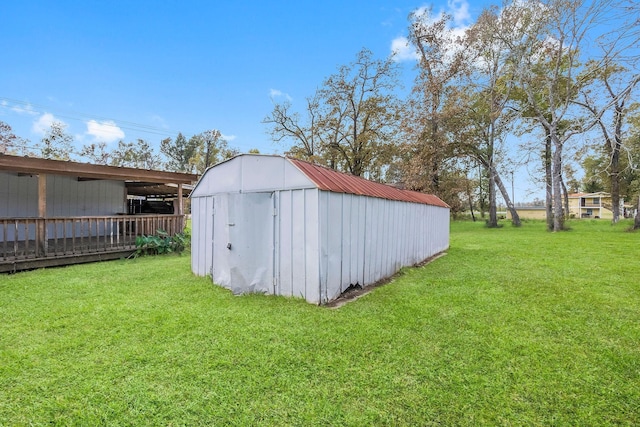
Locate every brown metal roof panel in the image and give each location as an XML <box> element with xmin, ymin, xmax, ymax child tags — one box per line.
<box><xmin>288</xmin><ymin>158</ymin><xmax>449</xmax><ymax>208</ymax></box>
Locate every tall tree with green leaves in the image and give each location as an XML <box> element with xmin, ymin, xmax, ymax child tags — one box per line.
<box><xmin>0</xmin><ymin>121</ymin><xmax>28</xmax><ymax>155</ymax></box>
<box><xmin>79</xmin><ymin>142</ymin><xmax>111</xmax><ymax>165</ymax></box>
<box><xmin>499</xmin><ymin>0</ymin><xmax>638</xmax><ymax>231</ymax></box>
<box><xmin>457</xmin><ymin>7</ymin><xmax>523</xmax><ymax>226</ymax></box>
<box><xmin>160</xmin><ymin>132</ymin><xmax>199</xmax><ymax>173</ymax></box>
<box><xmin>401</xmin><ymin>8</ymin><xmax>467</xmax><ymax>197</ymax></box>
<box><xmin>39</xmin><ymin>121</ymin><xmax>74</xmax><ymax>160</ymax></box>
<box><xmin>188</xmin><ymin>130</ymin><xmax>237</xmax><ymax>174</ymax></box>
<box><xmin>110</xmin><ymin>139</ymin><xmax>161</xmax><ymax>169</ymax></box>
<box><xmin>575</xmin><ymin>61</ymin><xmax>640</xmax><ymax>222</ymax></box>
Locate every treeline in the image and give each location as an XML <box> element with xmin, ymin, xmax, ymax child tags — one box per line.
<box><xmin>264</xmin><ymin>0</ymin><xmax>640</xmax><ymax>230</ymax></box>
<box><xmin>0</xmin><ymin>120</ymin><xmax>247</xmax><ymax>176</ymax></box>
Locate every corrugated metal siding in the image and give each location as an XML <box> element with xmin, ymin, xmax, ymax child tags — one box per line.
<box><xmin>190</xmin><ymin>154</ymin><xmax>450</xmax><ymax>305</ymax></box>
<box><xmin>190</xmin><ymin>196</ymin><xmax>214</xmax><ymax>277</ymax></box>
<box><xmin>1</xmin><ymin>172</ymin><xmax>126</xmax><ymax>240</ymax></box>
<box><xmin>317</xmin><ymin>191</ymin><xmax>450</xmax><ymax>303</ymax></box>
<box><xmin>0</xmin><ymin>173</ymin><xmax>125</xmax><ymax>218</ymax></box>
<box><xmin>289</xmin><ymin>158</ymin><xmax>449</xmax><ymax>208</ymax></box>
<box><xmin>274</xmin><ymin>188</ymin><xmax>320</xmax><ymax>302</ymax></box>
<box><xmin>0</xmin><ymin>172</ymin><xmax>38</xmax><ymax>217</ymax></box>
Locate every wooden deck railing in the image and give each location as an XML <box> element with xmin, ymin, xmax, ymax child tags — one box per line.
<box><xmin>0</xmin><ymin>214</ymin><xmax>185</xmax><ymax>263</ymax></box>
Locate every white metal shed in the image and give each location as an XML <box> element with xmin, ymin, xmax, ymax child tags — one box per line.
<box><xmin>190</xmin><ymin>154</ymin><xmax>450</xmax><ymax>304</ymax></box>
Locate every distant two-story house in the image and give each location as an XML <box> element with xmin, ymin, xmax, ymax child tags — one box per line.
<box><xmin>507</xmin><ymin>192</ymin><xmax>625</xmax><ymax>220</ymax></box>
<box><xmin>567</xmin><ymin>192</ymin><xmax>623</xmax><ymax>219</ymax></box>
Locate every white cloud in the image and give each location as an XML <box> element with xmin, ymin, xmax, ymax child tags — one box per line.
<box><xmin>391</xmin><ymin>36</ymin><xmax>420</xmax><ymax>62</ymax></box>
<box><xmin>32</xmin><ymin>113</ymin><xmax>60</xmax><ymax>135</ymax></box>
<box><xmin>391</xmin><ymin>36</ymin><xmax>419</xmax><ymax>62</ymax></box>
<box><xmin>221</xmin><ymin>133</ymin><xmax>237</xmax><ymax>141</ymax></box>
<box><xmin>269</xmin><ymin>88</ymin><xmax>292</xmax><ymax>101</ymax></box>
<box><xmin>85</xmin><ymin>119</ymin><xmax>125</xmax><ymax>143</ymax></box>
<box><xmin>448</xmin><ymin>0</ymin><xmax>471</xmax><ymax>26</ymax></box>
<box><xmin>150</xmin><ymin>114</ymin><xmax>169</xmax><ymax>129</ymax></box>
<box><xmin>11</xmin><ymin>103</ymin><xmax>38</xmax><ymax>116</ymax></box>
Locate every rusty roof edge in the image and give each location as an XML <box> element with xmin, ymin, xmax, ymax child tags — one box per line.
<box><xmin>287</xmin><ymin>157</ymin><xmax>449</xmax><ymax>208</ymax></box>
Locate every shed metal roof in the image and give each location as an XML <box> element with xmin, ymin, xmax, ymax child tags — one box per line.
<box><xmin>289</xmin><ymin>158</ymin><xmax>449</xmax><ymax>208</ymax></box>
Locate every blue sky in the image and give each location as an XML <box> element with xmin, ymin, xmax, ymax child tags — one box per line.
<box><xmin>0</xmin><ymin>1</ymin><xmax>484</xmax><ymax>150</ymax></box>
<box><xmin>4</xmin><ymin>0</ymin><xmax>550</xmax><ymax>201</ymax></box>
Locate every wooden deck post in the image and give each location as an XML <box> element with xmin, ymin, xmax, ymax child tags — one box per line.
<box><xmin>37</xmin><ymin>174</ymin><xmax>47</xmax><ymax>256</ymax></box>
<box><xmin>177</xmin><ymin>183</ymin><xmax>184</xmax><ymax>231</ymax></box>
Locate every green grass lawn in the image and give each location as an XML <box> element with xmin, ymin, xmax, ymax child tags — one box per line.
<box><xmin>1</xmin><ymin>219</ymin><xmax>639</xmax><ymax>426</ymax></box>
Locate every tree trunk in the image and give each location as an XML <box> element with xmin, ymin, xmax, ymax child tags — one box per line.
<box><xmin>487</xmin><ymin>167</ymin><xmax>498</xmax><ymax>227</ymax></box>
<box><xmin>610</xmin><ymin>98</ymin><xmax>627</xmax><ymax>223</ymax></box>
<box><xmin>494</xmin><ymin>170</ymin><xmax>521</xmax><ymax>226</ymax></box>
<box><xmin>611</xmin><ymin>170</ymin><xmax>620</xmax><ymax>222</ymax></box>
<box><xmin>545</xmin><ymin>131</ymin><xmax>553</xmax><ymax>231</ymax></box>
<box><xmin>465</xmin><ymin>176</ymin><xmax>476</xmax><ymax>222</ymax></box>
<box><xmin>561</xmin><ymin>175</ymin><xmax>569</xmax><ymax>220</ymax></box>
<box><xmin>552</xmin><ymin>136</ymin><xmax>565</xmax><ymax>231</ymax></box>
<box><xmin>478</xmin><ymin>165</ymin><xmax>486</xmax><ymax>218</ymax></box>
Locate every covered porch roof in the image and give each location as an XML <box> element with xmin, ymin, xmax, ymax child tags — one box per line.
<box><xmin>0</xmin><ymin>154</ymin><xmax>198</xmax><ymax>197</ymax></box>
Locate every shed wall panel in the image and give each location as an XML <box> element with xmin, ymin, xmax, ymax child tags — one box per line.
<box><xmin>320</xmin><ymin>192</ymin><xmax>348</xmax><ymax>302</ymax></box>
<box><xmin>272</xmin><ymin>188</ymin><xmax>320</xmax><ymax>303</ymax></box>
<box><xmin>290</xmin><ymin>190</ymin><xmax>307</xmax><ymax>298</ymax></box>
<box><xmin>315</xmin><ymin>192</ymin><xmax>450</xmax><ymax>302</ymax></box>
<box><xmin>190</xmin><ymin>197</ymin><xmax>214</xmax><ymax>277</ymax></box>
<box><xmin>276</xmin><ymin>190</ymin><xmax>293</xmax><ymax>296</ymax></box>
<box><xmin>302</xmin><ymin>189</ymin><xmax>320</xmax><ymax>303</ymax></box>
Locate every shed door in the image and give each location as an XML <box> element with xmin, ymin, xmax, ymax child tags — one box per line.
<box><xmin>212</xmin><ymin>192</ymin><xmax>275</xmax><ymax>294</ymax></box>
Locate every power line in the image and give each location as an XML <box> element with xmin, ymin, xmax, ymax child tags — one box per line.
<box><xmin>0</xmin><ymin>96</ymin><xmax>183</xmax><ymax>138</ymax></box>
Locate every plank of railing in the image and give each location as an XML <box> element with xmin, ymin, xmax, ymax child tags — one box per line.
<box><xmin>22</xmin><ymin>221</ymin><xmax>28</xmax><ymax>259</ymax></box>
<box><xmin>2</xmin><ymin>221</ymin><xmax>7</xmax><ymax>260</ymax></box>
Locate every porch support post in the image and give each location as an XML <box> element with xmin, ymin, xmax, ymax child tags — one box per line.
<box><xmin>37</xmin><ymin>174</ymin><xmax>47</xmax><ymax>256</ymax></box>
<box><xmin>177</xmin><ymin>183</ymin><xmax>184</xmax><ymax>232</ymax></box>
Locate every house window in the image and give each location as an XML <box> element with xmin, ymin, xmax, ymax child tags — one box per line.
<box><xmin>592</xmin><ymin>198</ymin><xmax>600</xmax><ymax>205</ymax></box>
<box><xmin>586</xmin><ymin>208</ymin><xmax>593</xmax><ymax>215</ymax></box>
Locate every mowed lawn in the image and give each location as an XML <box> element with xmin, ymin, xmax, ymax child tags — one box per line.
<box><xmin>1</xmin><ymin>220</ymin><xmax>638</xmax><ymax>425</ymax></box>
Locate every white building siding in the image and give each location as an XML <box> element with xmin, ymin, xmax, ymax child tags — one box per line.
<box><xmin>0</xmin><ymin>172</ymin><xmax>38</xmax><ymax>217</ymax></box>
<box><xmin>1</xmin><ymin>172</ymin><xmax>126</xmax><ymax>241</ymax></box>
<box><xmin>0</xmin><ymin>172</ymin><xmax>124</xmax><ymax>218</ymax></box>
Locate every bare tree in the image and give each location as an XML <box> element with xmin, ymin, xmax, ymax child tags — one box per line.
<box><xmin>264</xmin><ymin>95</ymin><xmax>327</xmax><ymax>165</ymax></box>
<box><xmin>265</xmin><ymin>48</ymin><xmax>401</xmax><ymax>179</ymax></box>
